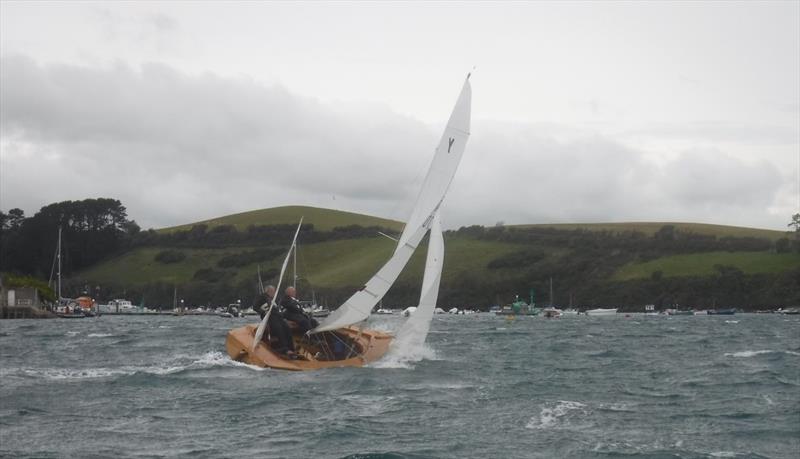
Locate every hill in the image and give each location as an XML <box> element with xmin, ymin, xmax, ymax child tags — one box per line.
<box><xmin>72</xmin><ymin>206</ymin><xmax>799</xmax><ymax>311</ymax></box>
<box><xmin>160</xmin><ymin>205</ymin><xmax>404</xmax><ymax>233</ymax></box>
<box><xmin>517</xmin><ymin>222</ymin><xmax>786</xmax><ymax>241</ymax></box>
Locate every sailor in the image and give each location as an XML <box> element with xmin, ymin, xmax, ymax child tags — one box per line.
<box><xmin>253</xmin><ymin>285</ymin><xmax>295</xmax><ymax>357</ymax></box>
<box><xmin>280</xmin><ymin>286</ymin><xmax>319</xmax><ymax>333</ymax></box>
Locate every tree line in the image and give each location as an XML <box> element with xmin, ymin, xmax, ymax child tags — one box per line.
<box><xmin>1</xmin><ymin>199</ymin><xmax>140</xmax><ymax>279</ymax></box>
<box><xmin>2</xmin><ymin>200</ymin><xmax>798</xmax><ymax>311</ymax></box>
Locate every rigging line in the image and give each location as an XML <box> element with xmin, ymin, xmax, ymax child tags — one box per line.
<box><xmin>296</xmin><ymin>240</ymin><xmax>314</xmax><ymax>292</ymax></box>
<box><xmin>316</xmin><ymin>332</ymin><xmax>333</xmax><ymax>361</ymax></box>
<box><xmin>346</xmin><ymin>325</ymin><xmax>366</xmax><ymax>360</ymax></box>
<box><xmin>377</xmin><ymin>231</ymin><xmax>398</xmax><ymax>242</ymax></box>
<box><xmin>329</xmin><ymin>330</ymin><xmax>361</xmax><ymax>360</ymax></box>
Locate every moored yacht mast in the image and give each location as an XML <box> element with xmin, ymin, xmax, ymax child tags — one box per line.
<box><xmin>57</xmin><ymin>226</ymin><xmax>62</xmax><ymax>301</ymax></box>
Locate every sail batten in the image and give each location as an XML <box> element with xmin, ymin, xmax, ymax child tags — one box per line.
<box><xmin>311</xmin><ymin>77</ymin><xmax>471</xmax><ymax>334</ymax></box>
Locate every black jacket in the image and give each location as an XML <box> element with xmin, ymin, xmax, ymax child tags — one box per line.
<box><xmin>253</xmin><ymin>293</ymin><xmax>275</xmax><ymax>319</ymax></box>
<box><xmin>280</xmin><ymin>296</ymin><xmax>306</xmax><ymax>319</ymax></box>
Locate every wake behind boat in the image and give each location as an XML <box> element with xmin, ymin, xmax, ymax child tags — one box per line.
<box><xmin>226</xmin><ymin>75</ymin><xmax>472</xmax><ymax>370</ymax></box>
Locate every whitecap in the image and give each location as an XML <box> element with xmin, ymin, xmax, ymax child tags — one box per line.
<box><xmin>65</xmin><ymin>331</ymin><xmax>79</xmax><ymax>337</ymax></box>
<box><xmin>21</xmin><ymin>351</ymin><xmax>265</xmax><ymax>380</ymax></box>
<box><xmin>23</xmin><ymin>368</ymin><xmax>134</xmax><ymax>380</ymax></box>
<box><xmin>371</xmin><ymin>343</ymin><xmax>438</xmax><ymax>369</ymax></box>
<box><xmin>726</xmin><ymin>350</ymin><xmax>773</xmax><ymax>357</ymax></box>
<box><xmin>156</xmin><ymin>351</ymin><xmax>264</xmax><ymax>374</ymax></box>
<box><xmin>724</xmin><ymin>320</ymin><xmax>739</xmax><ymax>324</ymax></box>
<box><xmin>87</xmin><ymin>333</ymin><xmax>113</xmax><ymax>338</ymax></box>
<box><xmin>525</xmin><ymin>400</ymin><xmax>587</xmax><ymax>430</ymax></box>
<box><xmin>725</xmin><ymin>350</ymin><xmax>800</xmax><ymax>358</ymax></box>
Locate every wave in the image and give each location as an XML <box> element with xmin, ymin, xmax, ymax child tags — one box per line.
<box><xmin>725</xmin><ymin>350</ymin><xmax>800</xmax><ymax>358</ymax></box>
<box><xmin>87</xmin><ymin>333</ymin><xmax>113</xmax><ymax>338</ymax></box>
<box><xmin>371</xmin><ymin>343</ymin><xmax>439</xmax><ymax>369</ymax></box>
<box><xmin>15</xmin><ymin>351</ymin><xmax>264</xmax><ymax>380</ymax></box>
<box><xmin>526</xmin><ymin>400</ymin><xmax>587</xmax><ymax>430</ymax></box>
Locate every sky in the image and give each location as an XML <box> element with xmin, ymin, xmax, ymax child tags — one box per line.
<box><xmin>1</xmin><ymin>1</ymin><xmax>798</xmax><ymax>231</ymax></box>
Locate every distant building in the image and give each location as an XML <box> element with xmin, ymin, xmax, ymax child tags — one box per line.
<box><xmin>7</xmin><ymin>287</ymin><xmax>41</xmax><ymax>308</ymax></box>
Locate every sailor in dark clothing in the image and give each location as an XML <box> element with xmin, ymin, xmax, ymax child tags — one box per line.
<box><xmin>280</xmin><ymin>286</ymin><xmax>319</xmax><ymax>333</ymax></box>
<box><xmin>253</xmin><ymin>285</ymin><xmax>295</xmax><ymax>356</ymax></box>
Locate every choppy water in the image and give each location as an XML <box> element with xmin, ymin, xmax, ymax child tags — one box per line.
<box><xmin>1</xmin><ymin>313</ymin><xmax>798</xmax><ymax>458</ymax></box>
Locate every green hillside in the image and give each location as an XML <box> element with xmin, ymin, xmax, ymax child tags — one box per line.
<box><xmin>79</xmin><ymin>235</ymin><xmax>527</xmax><ymax>290</ymax></box>
<box><xmin>161</xmin><ymin>205</ymin><xmax>403</xmax><ymax>233</ymax></box>
<box><xmin>520</xmin><ymin>222</ymin><xmax>786</xmax><ymax>241</ymax></box>
<box><xmin>73</xmin><ymin>206</ymin><xmax>799</xmax><ymax>309</ymax></box>
<box><xmin>613</xmin><ymin>252</ymin><xmax>800</xmax><ymax>281</ymax></box>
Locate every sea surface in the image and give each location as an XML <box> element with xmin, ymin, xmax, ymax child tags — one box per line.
<box><xmin>1</xmin><ymin>313</ymin><xmax>798</xmax><ymax>458</ymax></box>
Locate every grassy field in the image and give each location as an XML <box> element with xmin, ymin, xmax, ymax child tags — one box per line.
<box><xmin>77</xmin><ymin>247</ymin><xmax>258</xmax><ymax>285</ymax></box>
<box><xmin>78</xmin><ymin>234</ymin><xmax>527</xmax><ymax>290</ymax></box>
<box><xmin>78</xmin><ymin>206</ymin><xmax>797</xmax><ymax>295</ymax></box>
<box><xmin>613</xmin><ymin>251</ymin><xmax>800</xmax><ymax>281</ymax></box>
<box><xmin>518</xmin><ymin>222</ymin><xmax>788</xmax><ymax>241</ymax></box>
<box><xmin>160</xmin><ymin>205</ymin><xmax>403</xmax><ymax>233</ymax></box>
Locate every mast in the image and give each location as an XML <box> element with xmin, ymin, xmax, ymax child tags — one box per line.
<box><xmin>253</xmin><ymin>218</ymin><xmax>304</xmax><ymax>349</ymax></box>
<box><xmin>57</xmin><ymin>226</ymin><xmax>62</xmax><ymax>300</ymax></box>
<box><xmin>549</xmin><ymin>277</ymin><xmax>553</xmax><ymax>307</ymax></box>
<box><xmin>293</xmin><ymin>243</ymin><xmax>298</xmax><ymax>289</ymax></box>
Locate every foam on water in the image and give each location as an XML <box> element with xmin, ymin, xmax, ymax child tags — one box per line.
<box><xmin>526</xmin><ymin>400</ymin><xmax>587</xmax><ymax>430</ymax></box>
<box><xmin>87</xmin><ymin>333</ymin><xmax>114</xmax><ymax>338</ymax></box>
<box><xmin>725</xmin><ymin>349</ymin><xmax>800</xmax><ymax>358</ymax></box>
<box><xmin>372</xmin><ymin>342</ymin><xmax>438</xmax><ymax>369</ymax></box>
<box><xmin>14</xmin><ymin>351</ymin><xmax>265</xmax><ymax>380</ymax></box>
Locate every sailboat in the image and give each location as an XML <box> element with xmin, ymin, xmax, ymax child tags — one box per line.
<box><xmin>225</xmin><ymin>75</ymin><xmax>472</xmax><ymax>370</ymax></box>
<box><xmin>47</xmin><ymin>227</ymin><xmax>86</xmax><ymax>319</ymax></box>
<box><xmin>542</xmin><ymin>277</ymin><xmax>562</xmax><ymax>319</ymax></box>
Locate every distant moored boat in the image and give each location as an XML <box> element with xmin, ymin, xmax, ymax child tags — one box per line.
<box><xmin>585</xmin><ymin>308</ymin><xmax>618</xmax><ymax>316</ymax></box>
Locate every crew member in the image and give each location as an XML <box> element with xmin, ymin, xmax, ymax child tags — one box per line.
<box><xmin>254</xmin><ymin>285</ymin><xmax>295</xmax><ymax>357</ymax></box>
<box><xmin>280</xmin><ymin>286</ymin><xmax>319</xmax><ymax>333</ymax></box>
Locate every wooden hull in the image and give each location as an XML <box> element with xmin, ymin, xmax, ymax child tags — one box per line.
<box><xmin>226</xmin><ymin>323</ymin><xmax>392</xmax><ymax>371</ymax></box>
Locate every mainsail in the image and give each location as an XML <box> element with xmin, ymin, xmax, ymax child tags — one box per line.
<box><xmin>312</xmin><ymin>76</ymin><xmax>471</xmax><ymax>333</ymax></box>
<box><xmin>252</xmin><ymin>218</ymin><xmax>303</xmax><ymax>350</ymax></box>
<box><xmin>397</xmin><ymin>77</ymin><xmax>471</xmax><ymax>248</ymax></box>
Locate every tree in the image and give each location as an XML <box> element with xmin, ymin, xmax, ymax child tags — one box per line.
<box><xmin>6</xmin><ymin>208</ymin><xmax>25</xmax><ymax>229</ymax></box>
<box><xmin>789</xmin><ymin>213</ymin><xmax>800</xmax><ymax>235</ymax></box>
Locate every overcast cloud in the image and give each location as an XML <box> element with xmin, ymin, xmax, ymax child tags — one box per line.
<box><xmin>1</xmin><ymin>2</ymin><xmax>798</xmax><ymax>230</ymax></box>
